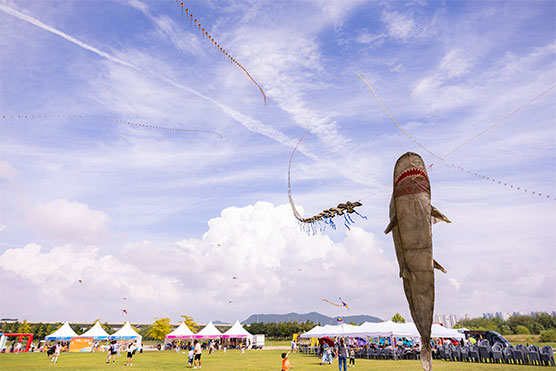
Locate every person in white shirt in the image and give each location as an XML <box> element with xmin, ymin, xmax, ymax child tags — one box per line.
<box><xmin>193</xmin><ymin>340</ymin><xmax>202</xmax><ymax>369</ymax></box>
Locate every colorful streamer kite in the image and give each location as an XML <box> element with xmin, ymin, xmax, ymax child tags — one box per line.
<box><xmin>175</xmin><ymin>2</ymin><xmax>267</xmax><ymax>104</ymax></box>
<box><xmin>336</xmin><ymin>318</ymin><xmax>344</xmax><ymax>324</ymax></box>
<box><xmin>322</xmin><ymin>298</ymin><xmax>350</xmax><ymax>310</ymax></box>
<box><xmin>1</xmin><ymin>114</ymin><xmax>224</xmax><ymax>138</ymax></box>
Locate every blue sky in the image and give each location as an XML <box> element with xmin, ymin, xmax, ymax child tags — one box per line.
<box><xmin>0</xmin><ymin>0</ymin><xmax>554</xmax><ymax>325</ymax></box>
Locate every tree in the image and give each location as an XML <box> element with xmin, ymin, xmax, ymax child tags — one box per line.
<box><xmin>147</xmin><ymin>318</ymin><xmax>173</xmax><ymax>341</ymax></box>
<box><xmin>18</xmin><ymin>320</ymin><xmax>32</xmax><ymax>334</ymax></box>
<box><xmin>180</xmin><ymin>315</ymin><xmax>200</xmax><ymax>333</ymax></box>
<box><xmin>391</xmin><ymin>313</ymin><xmax>406</xmax><ymax>323</ymax></box>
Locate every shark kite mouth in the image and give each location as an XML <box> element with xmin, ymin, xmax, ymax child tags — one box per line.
<box><xmin>395</xmin><ymin>167</ymin><xmax>428</xmax><ymax>188</ymax></box>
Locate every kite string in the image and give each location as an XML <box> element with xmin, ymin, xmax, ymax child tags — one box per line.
<box><xmin>357</xmin><ymin>74</ymin><xmax>556</xmax><ymax>201</ymax></box>
<box><xmin>442</xmin><ymin>83</ymin><xmax>556</xmax><ymax>159</ymax></box>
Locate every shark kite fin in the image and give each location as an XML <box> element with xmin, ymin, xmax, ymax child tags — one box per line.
<box><xmin>384</xmin><ymin>215</ymin><xmax>397</xmax><ymax>234</ymax></box>
<box><xmin>431</xmin><ymin>205</ymin><xmax>451</xmax><ymax>224</ymax></box>
<box><xmin>433</xmin><ymin>259</ymin><xmax>447</xmax><ymax>273</ymax></box>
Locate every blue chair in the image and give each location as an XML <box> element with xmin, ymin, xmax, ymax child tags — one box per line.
<box><xmin>514</xmin><ymin>344</ymin><xmax>528</xmax><ymax>365</ymax></box>
<box><xmin>460</xmin><ymin>345</ymin><xmax>470</xmax><ymax>362</ymax></box>
<box><xmin>452</xmin><ymin>344</ymin><xmax>462</xmax><ymax>361</ymax></box>
<box><xmin>491</xmin><ymin>342</ymin><xmax>504</xmax><ymax>364</ymax></box>
<box><xmin>527</xmin><ymin>345</ymin><xmax>541</xmax><ymax>366</ymax></box>
<box><xmin>468</xmin><ymin>345</ymin><xmax>480</xmax><ymax>362</ymax></box>
<box><xmin>478</xmin><ymin>340</ymin><xmax>492</xmax><ymax>363</ymax></box>
<box><xmin>540</xmin><ymin>345</ymin><xmax>555</xmax><ymax>366</ymax></box>
<box><xmin>503</xmin><ymin>345</ymin><xmax>514</xmax><ymax>364</ymax></box>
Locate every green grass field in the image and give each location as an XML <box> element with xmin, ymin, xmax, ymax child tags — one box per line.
<box><xmin>0</xmin><ymin>349</ymin><xmax>551</xmax><ymax>371</ymax></box>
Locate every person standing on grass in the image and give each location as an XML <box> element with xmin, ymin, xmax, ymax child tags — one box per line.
<box><xmin>193</xmin><ymin>339</ymin><xmax>202</xmax><ymax>369</ymax></box>
<box><xmin>335</xmin><ymin>338</ymin><xmax>348</xmax><ymax>371</ymax></box>
<box><xmin>50</xmin><ymin>342</ymin><xmax>61</xmax><ymax>364</ymax></box>
<box><xmin>187</xmin><ymin>343</ymin><xmax>194</xmax><ymax>368</ymax></box>
<box><xmin>126</xmin><ymin>341</ymin><xmax>136</xmax><ymax>367</ymax></box>
<box><xmin>348</xmin><ymin>345</ymin><xmax>356</xmax><ymax>368</ymax></box>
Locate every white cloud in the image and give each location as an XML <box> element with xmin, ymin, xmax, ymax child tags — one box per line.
<box><xmin>0</xmin><ymin>201</ymin><xmax>402</xmax><ymax>322</ymax></box>
<box><xmin>25</xmin><ymin>199</ymin><xmax>110</xmax><ymax>243</ymax></box>
<box><xmin>0</xmin><ymin>160</ymin><xmax>18</xmax><ymax>180</ymax></box>
<box><xmin>0</xmin><ymin>243</ymin><xmax>179</xmax><ymax>313</ymax></box>
<box><xmin>382</xmin><ymin>11</ymin><xmax>416</xmax><ymax>40</ymax></box>
<box><xmin>356</xmin><ymin>30</ymin><xmax>386</xmax><ymax>45</ymax></box>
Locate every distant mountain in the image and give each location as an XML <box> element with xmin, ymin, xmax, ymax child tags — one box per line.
<box><xmin>213</xmin><ymin>320</ymin><xmax>231</xmax><ymax>325</ymax></box>
<box><xmin>242</xmin><ymin>312</ymin><xmax>382</xmax><ymax>325</ymax></box>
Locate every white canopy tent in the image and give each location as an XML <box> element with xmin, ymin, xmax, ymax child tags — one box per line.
<box><xmin>431</xmin><ymin>324</ymin><xmax>465</xmax><ymax>339</ymax></box>
<box><xmin>165</xmin><ymin>322</ymin><xmax>195</xmax><ymax>339</ymax></box>
<box><xmin>221</xmin><ymin>321</ymin><xmax>252</xmax><ymax>338</ymax></box>
<box><xmin>81</xmin><ymin>321</ymin><xmax>109</xmax><ymax>340</ymax></box>
<box><xmin>299</xmin><ymin>325</ymin><xmax>324</xmax><ymax>338</ymax></box>
<box><xmin>45</xmin><ymin>321</ymin><xmax>78</xmax><ymax>340</ymax></box>
<box><xmin>194</xmin><ymin>321</ymin><xmax>222</xmax><ymax>339</ymax></box>
<box><xmin>109</xmin><ymin>322</ymin><xmax>142</xmax><ymax>347</ymax></box>
<box><xmin>300</xmin><ymin>321</ymin><xmax>465</xmax><ymax>340</ymax></box>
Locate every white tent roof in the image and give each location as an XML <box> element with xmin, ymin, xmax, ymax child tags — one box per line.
<box><xmin>45</xmin><ymin>321</ymin><xmax>78</xmax><ymax>340</ymax></box>
<box><xmin>81</xmin><ymin>321</ymin><xmax>110</xmax><ymax>339</ymax></box>
<box><xmin>299</xmin><ymin>325</ymin><xmax>324</xmax><ymax>338</ymax></box>
<box><xmin>166</xmin><ymin>322</ymin><xmax>195</xmax><ymax>339</ymax></box>
<box><xmin>221</xmin><ymin>321</ymin><xmax>252</xmax><ymax>338</ymax></box>
<box><xmin>431</xmin><ymin>324</ymin><xmax>464</xmax><ymax>339</ymax></box>
<box><xmin>300</xmin><ymin>321</ymin><xmax>464</xmax><ymax>340</ymax></box>
<box><xmin>109</xmin><ymin>322</ymin><xmax>142</xmax><ymax>340</ymax></box>
<box><xmin>194</xmin><ymin>321</ymin><xmax>222</xmax><ymax>339</ymax></box>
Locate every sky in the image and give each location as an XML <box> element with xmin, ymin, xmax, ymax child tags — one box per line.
<box><xmin>0</xmin><ymin>0</ymin><xmax>554</xmax><ymax>325</ymax></box>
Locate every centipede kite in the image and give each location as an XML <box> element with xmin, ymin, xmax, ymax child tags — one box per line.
<box><xmin>288</xmin><ymin>128</ymin><xmax>366</xmax><ymax>232</ymax></box>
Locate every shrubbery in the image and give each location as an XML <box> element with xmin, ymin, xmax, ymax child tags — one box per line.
<box><xmin>540</xmin><ymin>329</ymin><xmax>556</xmax><ymax>342</ymax></box>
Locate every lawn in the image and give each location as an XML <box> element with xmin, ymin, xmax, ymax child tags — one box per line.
<box><xmin>0</xmin><ymin>349</ymin><xmax>551</xmax><ymax>370</ymax></box>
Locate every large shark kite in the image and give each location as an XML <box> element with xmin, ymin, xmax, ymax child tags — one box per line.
<box><xmin>385</xmin><ymin>152</ymin><xmax>451</xmax><ymax>371</ymax></box>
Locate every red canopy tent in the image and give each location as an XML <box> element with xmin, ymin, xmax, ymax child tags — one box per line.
<box><xmin>1</xmin><ymin>333</ymin><xmax>34</xmax><ymax>353</ymax></box>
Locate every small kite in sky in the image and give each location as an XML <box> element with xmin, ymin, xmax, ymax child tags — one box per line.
<box><xmin>78</xmin><ymin>279</ymin><xmax>83</xmax><ymax>284</ymax></box>
<box><xmin>228</xmin><ymin>300</ymin><xmax>232</xmax><ymax>304</ymax></box>
<box><xmin>336</xmin><ymin>318</ymin><xmax>344</xmax><ymax>324</ymax></box>
<box><xmin>232</xmin><ymin>276</ymin><xmax>238</xmax><ymax>280</ymax></box>
<box><xmin>322</xmin><ymin>298</ymin><xmax>350</xmax><ymax>310</ymax></box>
<box><xmin>217</xmin><ymin>244</ymin><xmax>221</xmax><ymax>248</ymax></box>
<box><xmin>339</xmin><ymin>297</ymin><xmax>350</xmax><ymax>310</ymax></box>
<box><xmin>122</xmin><ymin>309</ymin><xmax>128</xmax><ymax>314</ymax></box>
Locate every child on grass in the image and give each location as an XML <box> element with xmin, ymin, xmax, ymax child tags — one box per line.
<box><xmin>188</xmin><ymin>345</ymin><xmax>194</xmax><ymax>368</ymax></box>
<box><xmin>282</xmin><ymin>352</ymin><xmax>293</xmax><ymax>371</ymax></box>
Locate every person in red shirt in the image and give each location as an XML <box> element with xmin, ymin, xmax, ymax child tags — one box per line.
<box><xmin>282</xmin><ymin>352</ymin><xmax>293</xmax><ymax>371</ymax></box>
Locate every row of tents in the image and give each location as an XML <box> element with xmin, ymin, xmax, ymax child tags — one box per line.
<box><xmin>300</xmin><ymin>321</ymin><xmax>464</xmax><ymax>340</ymax></box>
<box><xmin>45</xmin><ymin>321</ymin><xmax>142</xmax><ymax>344</ymax></box>
<box><xmin>44</xmin><ymin>320</ymin><xmax>252</xmax><ymax>345</ymax></box>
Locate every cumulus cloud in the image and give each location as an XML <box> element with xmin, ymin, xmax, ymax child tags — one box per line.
<box><xmin>25</xmin><ymin>199</ymin><xmax>110</xmax><ymax>243</ymax></box>
<box><xmin>0</xmin><ymin>243</ymin><xmax>179</xmax><ymax>315</ymax></box>
<box><xmin>0</xmin><ymin>201</ymin><xmax>401</xmax><ymax>322</ymax></box>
